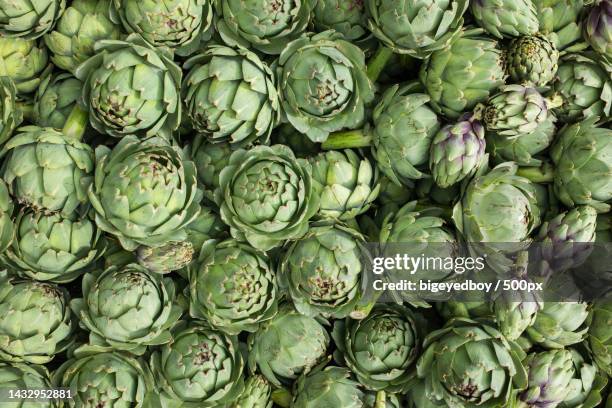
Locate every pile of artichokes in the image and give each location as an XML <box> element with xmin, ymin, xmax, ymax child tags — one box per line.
<box><xmin>0</xmin><ymin>0</ymin><xmax>610</xmax><ymax>407</ymax></box>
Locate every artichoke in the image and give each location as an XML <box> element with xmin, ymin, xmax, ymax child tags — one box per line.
<box><xmin>110</xmin><ymin>0</ymin><xmax>212</xmax><ymax>55</ymax></box>
<box><xmin>583</xmin><ymin>0</ymin><xmax>612</xmax><ymax>58</ymax></box>
<box><xmin>0</xmin><ymin>76</ymin><xmax>22</xmax><ymax>147</ymax></box>
<box><xmin>3</xmin><ymin>209</ymin><xmax>104</xmax><ymax>283</ymax></box>
<box><xmin>214</xmin><ymin>0</ymin><xmax>315</xmax><ymax>55</ymax></box>
<box><xmin>560</xmin><ymin>347</ymin><xmax>608</xmax><ymax>408</ymax></box>
<box><xmin>188</xmin><ymin>135</ymin><xmax>232</xmax><ymax>196</ymax></box>
<box><xmin>366</xmin><ymin>0</ymin><xmax>468</xmax><ymax>58</ymax></box>
<box><xmin>535</xmin><ymin>0</ymin><xmax>586</xmax><ymax>52</ymax></box>
<box><xmin>230</xmin><ymin>375</ymin><xmax>272</xmax><ymax>408</ymax></box>
<box><xmin>493</xmin><ymin>287</ymin><xmax>542</xmax><ymax>341</ymax></box>
<box><xmin>310</xmin><ymin>149</ymin><xmax>380</xmax><ymax>220</ymax></box>
<box><xmin>526</xmin><ymin>299</ymin><xmax>589</xmax><ymax>348</ymax></box>
<box><xmin>184</xmin><ymin>202</ymin><xmax>227</xmax><ymax>252</ymax></box>
<box><xmin>44</xmin><ymin>0</ymin><xmax>124</xmax><ymax>74</ymax></box>
<box><xmin>312</xmin><ymin>0</ymin><xmax>371</xmax><ymax>44</ymax></box>
<box><xmin>53</xmin><ymin>348</ymin><xmax>155</xmax><ymax>407</ymax></box>
<box><xmin>379</xmin><ymin>175</ymin><xmax>412</xmax><ymax>206</ymax></box>
<box><xmin>0</xmin><ymin>271</ymin><xmax>74</xmax><ymax>364</ymax></box>
<box><xmin>75</xmin><ymin>33</ymin><xmax>182</xmax><ymax>139</ymax></box>
<box><xmin>71</xmin><ymin>263</ymin><xmax>183</xmax><ymax>355</ymax></box>
<box><xmin>436</xmin><ymin>300</ymin><xmax>493</xmax><ymax>320</ymax></box>
<box><xmin>87</xmin><ymin>135</ymin><xmax>202</xmax><ymax>251</ymax></box>
<box><xmin>182</xmin><ymin>45</ymin><xmax>280</xmax><ymax>146</ymax></box>
<box><xmin>506</xmin><ymin>34</ymin><xmax>559</xmax><ymax>87</ymax></box>
<box><xmin>276</xmin><ymin>30</ymin><xmax>374</xmax><ymax>143</ymax></box>
<box><xmin>0</xmin><ymin>38</ymin><xmax>51</xmax><ymax>95</ymax></box>
<box><xmin>0</xmin><ymin>126</ymin><xmax>93</xmax><ymax>216</ymax></box>
<box><xmin>151</xmin><ymin>322</ymin><xmax>245</xmax><ymax>407</ymax></box>
<box><xmin>33</xmin><ymin>73</ymin><xmax>82</xmax><ymax>129</ymax></box>
<box><xmin>331</xmin><ymin>304</ymin><xmax>422</xmax><ymax>392</ymax></box>
<box><xmin>136</xmin><ymin>241</ymin><xmax>194</xmax><ymax>273</ymax></box>
<box><xmin>291</xmin><ymin>366</ymin><xmax>364</xmax><ymax>408</ymax></box>
<box><xmin>279</xmin><ymin>222</ymin><xmax>367</xmax><ymax>319</ymax></box>
<box><xmin>188</xmin><ymin>239</ymin><xmax>278</xmax><ymax>334</ymax></box>
<box><xmin>550</xmin><ymin>117</ymin><xmax>612</xmax><ymax>213</ymax></box>
<box><xmin>0</xmin><ymin>179</ymin><xmax>13</xmax><ymax>253</ymax></box>
<box><xmin>414</xmin><ymin>178</ymin><xmax>461</xmax><ymax>206</ymax></box>
<box><xmin>416</xmin><ymin>318</ymin><xmax>527</xmax><ymax>407</ymax></box>
<box><xmin>587</xmin><ymin>295</ymin><xmax>611</xmax><ymax>376</ymax></box>
<box><xmin>0</xmin><ymin>0</ymin><xmax>65</xmax><ymax>39</ymax></box>
<box><xmin>552</xmin><ymin>53</ymin><xmax>611</xmax><ymax>123</ymax></box>
<box><xmin>470</xmin><ymin>0</ymin><xmax>538</xmax><ymax>38</ymax></box>
<box><xmin>247</xmin><ymin>303</ymin><xmax>330</xmax><ymax>387</ymax></box>
<box><xmin>420</xmin><ymin>28</ymin><xmax>507</xmax><ymax>119</ymax></box>
<box><xmin>0</xmin><ymin>363</ymin><xmax>56</xmax><ymax>408</ymax></box>
<box><xmin>214</xmin><ymin>144</ymin><xmax>319</xmax><ymax>251</ymax></box>
<box><xmin>429</xmin><ymin>112</ymin><xmax>486</xmax><ymax>188</ymax></box>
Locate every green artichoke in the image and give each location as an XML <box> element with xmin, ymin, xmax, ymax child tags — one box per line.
<box><xmin>279</xmin><ymin>222</ymin><xmax>367</xmax><ymax>319</ymax></box>
<box><xmin>435</xmin><ymin>300</ymin><xmax>493</xmax><ymax>320</ymax></box>
<box><xmin>379</xmin><ymin>175</ymin><xmax>412</xmax><ymax>206</ymax></box>
<box><xmin>583</xmin><ymin>0</ymin><xmax>612</xmax><ymax>58</ymax></box>
<box><xmin>214</xmin><ymin>144</ymin><xmax>319</xmax><ymax>251</ymax></box>
<box><xmin>552</xmin><ymin>53</ymin><xmax>611</xmax><ymax>123</ymax></box>
<box><xmin>429</xmin><ymin>112</ymin><xmax>486</xmax><ymax>188</ymax></box>
<box><xmin>214</xmin><ymin>0</ymin><xmax>315</xmax><ymax>55</ymax></box>
<box><xmin>470</xmin><ymin>0</ymin><xmax>538</xmax><ymax>38</ymax></box>
<box><xmin>560</xmin><ymin>348</ymin><xmax>608</xmax><ymax>408</ymax></box>
<box><xmin>71</xmin><ymin>263</ymin><xmax>183</xmax><ymax>355</ymax></box>
<box><xmin>230</xmin><ymin>375</ymin><xmax>272</xmax><ymax>408</ymax></box>
<box><xmin>87</xmin><ymin>135</ymin><xmax>202</xmax><ymax>251</ymax></box>
<box><xmin>420</xmin><ymin>28</ymin><xmax>507</xmax><ymax>119</ymax></box>
<box><xmin>276</xmin><ymin>30</ymin><xmax>374</xmax><ymax>143</ymax></box>
<box><xmin>506</xmin><ymin>34</ymin><xmax>559</xmax><ymax>87</ymax></box>
<box><xmin>0</xmin><ymin>179</ymin><xmax>13</xmax><ymax>253</ymax></box>
<box><xmin>291</xmin><ymin>366</ymin><xmax>364</xmax><ymax>408</ymax></box>
<box><xmin>33</xmin><ymin>73</ymin><xmax>82</xmax><ymax>129</ymax></box>
<box><xmin>310</xmin><ymin>149</ymin><xmax>380</xmax><ymax>220</ymax></box>
<box><xmin>182</xmin><ymin>45</ymin><xmax>280</xmax><ymax>146</ymax></box>
<box><xmin>0</xmin><ymin>76</ymin><xmax>22</xmax><ymax>147</ymax></box>
<box><xmin>366</xmin><ymin>0</ymin><xmax>468</xmax><ymax>58</ymax></box>
<box><xmin>493</xmin><ymin>287</ymin><xmax>542</xmax><ymax>341</ymax></box>
<box><xmin>550</xmin><ymin>117</ymin><xmax>612</xmax><ymax>213</ymax></box>
<box><xmin>188</xmin><ymin>136</ymin><xmax>231</xmax><ymax>189</ymax></box>
<box><xmin>188</xmin><ymin>239</ymin><xmax>278</xmax><ymax>334</ymax></box>
<box><xmin>75</xmin><ymin>34</ymin><xmax>182</xmax><ymax>139</ymax></box>
<box><xmin>535</xmin><ymin>0</ymin><xmax>586</xmax><ymax>52</ymax></box>
<box><xmin>0</xmin><ymin>126</ymin><xmax>93</xmax><ymax>216</ymax></box>
<box><xmin>414</xmin><ymin>178</ymin><xmax>461</xmax><ymax>206</ymax></box>
<box><xmin>184</xmin><ymin>202</ymin><xmax>227</xmax><ymax>253</ymax></box>
<box><xmin>0</xmin><ymin>363</ymin><xmax>56</xmax><ymax>408</ymax></box>
<box><xmin>136</xmin><ymin>241</ymin><xmax>194</xmax><ymax>273</ymax></box>
<box><xmin>587</xmin><ymin>296</ymin><xmax>611</xmax><ymax>376</ymax></box>
<box><xmin>331</xmin><ymin>304</ymin><xmax>421</xmax><ymax>392</ymax></box>
<box><xmin>53</xmin><ymin>348</ymin><xmax>155</xmax><ymax>407</ymax></box>
<box><xmin>0</xmin><ymin>38</ymin><xmax>51</xmax><ymax>95</ymax></box>
<box><xmin>247</xmin><ymin>303</ymin><xmax>330</xmax><ymax>387</ymax></box>
<box><xmin>110</xmin><ymin>0</ymin><xmax>212</xmax><ymax>55</ymax></box>
<box><xmin>416</xmin><ymin>318</ymin><xmax>527</xmax><ymax>407</ymax></box>
<box><xmin>151</xmin><ymin>322</ymin><xmax>245</xmax><ymax>407</ymax></box>
<box><xmin>44</xmin><ymin>0</ymin><xmax>124</xmax><ymax>74</ymax></box>
<box><xmin>4</xmin><ymin>209</ymin><xmax>104</xmax><ymax>283</ymax></box>
<box><xmin>526</xmin><ymin>299</ymin><xmax>589</xmax><ymax>348</ymax></box>
<box><xmin>313</xmin><ymin>0</ymin><xmax>371</xmax><ymax>44</ymax></box>
<box><xmin>0</xmin><ymin>271</ymin><xmax>75</xmax><ymax>364</ymax></box>
<box><xmin>0</xmin><ymin>0</ymin><xmax>65</xmax><ymax>39</ymax></box>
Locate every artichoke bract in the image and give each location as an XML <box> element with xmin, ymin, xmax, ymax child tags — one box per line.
<box><xmin>0</xmin><ymin>271</ymin><xmax>75</xmax><ymax>364</ymax></box>
<box><xmin>0</xmin><ymin>363</ymin><xmax>55</xmax><ymax>408</ymax></box>
<box><xmin>550</xmin><ymin>117</ymin><xmax>612</xmax><ymax>213</ymax></box>
<box><xmin>230</xmin><ymin>375</ymin><xmax>272</xmax><ymax>408</ymax></box>
<box><xmin>279</xmin><ymin>222</ymin><xmax>367</xmax><ymax>319</ymax></box>
<box><xmin>75</xmin><ymin>34</ymin><xmax>182</xmax><ymax>139</ymax></box>
<box><xmin>71</xmin><ymin>263</ymin><xmax>183</xmax><ymax>355</ymax></box>
<box><xmin>214</xmin><ymin>144</ymin><xmax>319</xmax><ymax>251</ymax></box>
<box><xmin>587</xmin><ymin>295</ymin><xmax>611</xmax><ymax>376</ymax></box>
<box><xmin>0</xmin><ymin>76</ymin><xmax>22</xmax><ymax>147</ymax></box>
<box><xmin>420</xmin><ymin>28</ymin><xmax>507</xmax><ymax>119</ymax></box>
<box><xmin>184</xmin><ymin>202</ymin><xmax>227</xmax><ymax>252</ymax></box>
<box><xmin>88</xmin><ymin>135</ymin><xmax>202</xmax><ymax>251</ymax></box>
<box><xmin>0</xmin><ymin>0</ymin><xmax>65</xmax><ymax>39</ymax></box>
<box><xmin>4</xmin><ymin>209</ymin><xmax>104</xmax><ymax>283</ymax></box>
<box><xmin>429</xmin><ymin>112</ymin><xmax>486</xmax><ymax>188</ymax></box>
<box><xmin>417</xmin><ymin>318</ymin><xmax>527</xmax><ymax>407</ymax></box>
<box><xmin>552</xmin><ymin>53</ymin><xmax>611</xmax><ymax>123</ymax></box>
<box><xmin>0</xmin><ymin>38</ymin><xmax>51</xmax><ymax>95</ymax></box>
<box><xmin>561</xmin><ymin>347</ymin><xmax>608</xmax><ymax>408</ymax></box>
<box><xmin>188</xmin><ymin>135</ymin><xmax>231</xmax><ymax>195</ymax></box>
<box><xmin>506</xmin><ymin>34</ymin><xmax>559</xmax><ymax>87</ymax></box>
<box><xmin>470</xmin><ymin>0</ymin><xmax>539</xmax><ymax>38</ymax></box>
<box><xmin>583</xmin><ymin>0</ymin><xmax>612</xmax><ymax>58</ymax></box>
<box><xmin>151</xmin><ymin>322</ymin><xmax>245</xmax><ymax>407</ymax></box>
<box><xmin>535</xmin><ymin>0</ymin><xmax>586</xmax><ymax>52</ymax></box>
<box><xmin>313</xmin><ymin>0</ymin><xmax>370</xmax><ymax>44</ymax></box>
<box><xmin>188</xmin><ymin>239</ymin><xmax>278</xmax><ymax>334</ymax></box>
<box><xmin>0</xmin><ymin>179</ymin><xmax>13</xmax><ymax>253</ymax></box>
<box><xmin>33</xmin><ymin>73</ymin><xmax>82</xmax><ymax>129</ymax></box>
<box><xmin>53</xmin><ymin>348</ymin><xmax>155</xmax><ymax>408</ymax></box>
<box><xmin>44</xmin><ymin>0</ymin><xmax>124</xmax><ymax>74</ymax></box>
<box><xmin>526</xmin><ymin>299</ymin><xmax>589</xmax><ymax>349</ymax></box>
<box><xmin>310</xmin><ymin>149</ymin><xmax>380</xmax><ymax>220</ymax></box>
<box><xmin>366</xmin><ymin>0</ymin><xmax>468</xmax><ymax>58</ymax></box>
<box><xmin>247</xmin><ymin>303</ymin><xmax>330</xmax><ymax>387</ymax></box>
<box><xmin>331</xmin><ymin>304</ymin><xmax>422</xmax><ymax>393</ymax></box>
<box><xmin>276</xmin><ymin>30</ymin><xmax>374</xmax><ymax>143</ymax></box>
<box><xmin>182</xmin><ymin>45</ymin><xmax>280</xmax><ymax>147</ymax></box>
<box><xmin>110</xmin><ymin>0</ymin><xmax>212</xmax><ymax>55</ymax></box>
<box><xmin>214</xmin><ymin>0</ymin><xmax>315</xmax><ymax>55</ymax></box>
<box><xmin>0</xmin><ymin>125</ymin><xmax>93</xmax><ymax>216</ymax></box>
<box><xmin>493</xmin><ymin>287</ymin><xmax>542</xmax><ymax>341</ymax></box>
<box><xmin>136</xmin><ymin>241</ymin><xmax>195</xmax><ymax>273</ymax></box>
<box><xmin>291</xmin><ymin>366</ymin><xmax>364</xmax><ymax>408</ymax></box>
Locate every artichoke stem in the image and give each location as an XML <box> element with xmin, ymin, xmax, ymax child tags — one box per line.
<box><xmin>374</xmin><ymin>391</ymin><xmax>387</xmax><ymax>408</ymax></box>
<box><xmin>62</xmin><ymin>104</ymin><xmax>89</xmax><ymax>141</ymax></box>
<box><xmin>322</xmin><ymin>129</ymin><xmax>371</xmax><ymax>150</ymax></box>
<box><xmin>15</xmin><ymin>100</ymin><xmax>34</xmax><ymax>122</ymax></box>
<box><xmin>271</xmin><ymin>388</ymin><xmax>292</xmax><ymax>408</ymax></box>
<box><xmin>367</xmin><ymin>46</ymin><xmax>393</xmax><ymax>83</ymax></box>
<box><xmin>516</xmin><ymin>163</ymin><xmax>555</xmax><ymax>183</ymax></box>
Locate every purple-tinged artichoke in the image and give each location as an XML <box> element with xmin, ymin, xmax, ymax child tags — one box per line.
<box><xmin>583</xmin><ymin>0</ymin><xmax>612</xmax><ymax>58</ymax></box>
